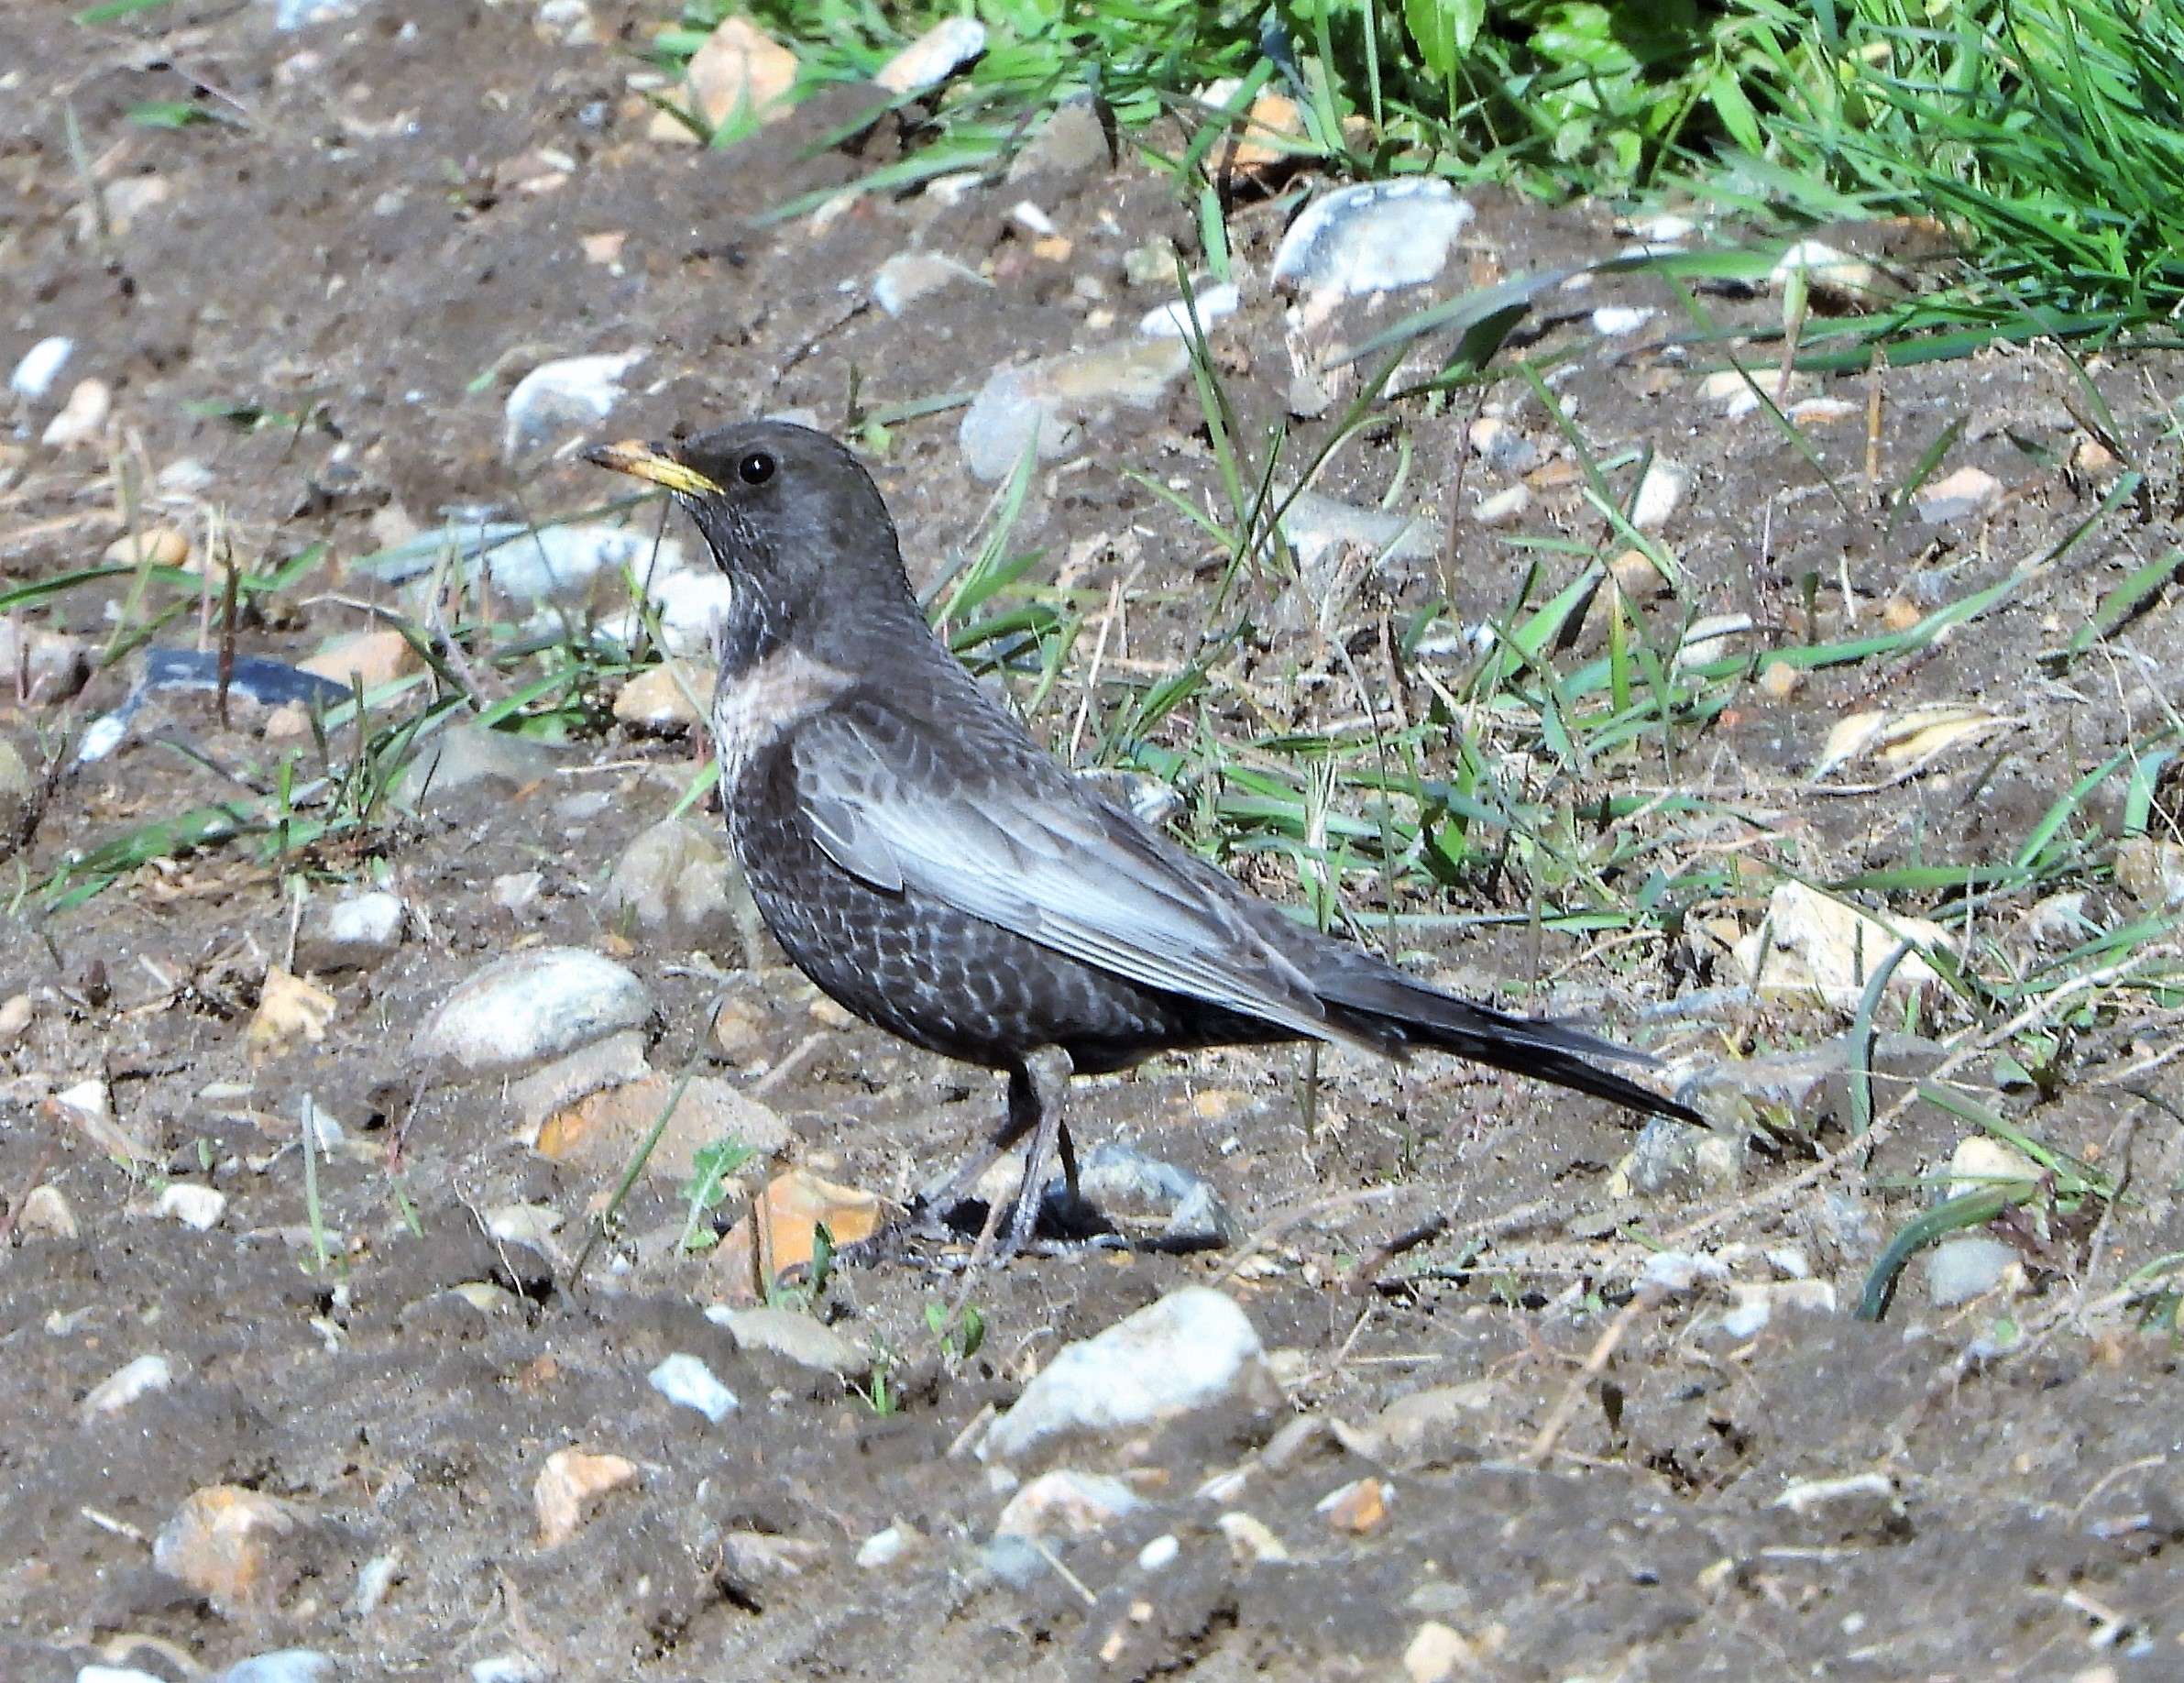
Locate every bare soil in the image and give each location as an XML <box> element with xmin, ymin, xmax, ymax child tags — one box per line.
<box><xmin>5</xmin><ymin>4</ymin><xmax>2183</xmax><ymax>1680</ymax></box>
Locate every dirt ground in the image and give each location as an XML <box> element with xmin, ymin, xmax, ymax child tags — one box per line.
<box><xmin>5</xmin><ymin>4</ymin><xmax>2184</xmax><ymax>1680</ymax></box>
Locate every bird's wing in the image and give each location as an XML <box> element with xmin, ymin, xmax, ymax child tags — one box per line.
<box><xmin>790</xmin><ymin>700</ymin><xmax>1339</xmax><ymax>1041</ymax></box>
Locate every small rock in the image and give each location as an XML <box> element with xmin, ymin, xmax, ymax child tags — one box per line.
<box><xmin>2114</xmin><ymin>837</ymin><xmax>2184</xmax><ymax>909</ymax></box>
<box><xmin>612</xmin><ymin>660</ymin><xmax>707</xmax><ymax>731</ymax></box>
<box><xmin>1067</xmin><ymin>1143</ymin><xmax>1235</xmax><ymax>1248</ymax></box>
<box><xmin>247</xmin><ymin>967</ymin><xmax>337</xmax><ymax>1066</ymax></box>
<box><xmin>1468</xmin><ymin>415</ymin><xmax>1540</xmax><ymax>475</ymax></box>
<box><xmin>1367</xmin><ymin>1383</ymin><xmax>1492</xmax><ymax>1470</ymax></box>
<box><xmin>1610</xmin><ymin>1116</ymin><xmax>1740</xmax><ymax>1199</ymax></box>
<box><xmin>396</xmin><ymin>725</ymin><xmax>561</xmax><ymax>807</ymax></box>
<box><xmin>0</xmin><ymin>991</ymin><xmax>32</xmax><ymax>1048</ymax></box>
<box><xmin>1946</xmin><ymin>1134</ymin><xmax>2041</xmax><ymax>1194</ymax></box>
<box><xmin>873</xmin><ymin>250</ymin><xmax>982</xmax><ymax>318</ymax></box>
<box><xmin>41</xmin><ymin>378</ymin><xmax>111</xmax><ymax>448</ymax></box>
<box><xmin>219</xmin><ymin>1652</ymin><xmax>334</xmax><ymax>1683</ymax></box>
<box><xmin>1317</xmin><ymin>1475</ymin><xmax>1389</xmax><ymax>1534</ymax></box>
<box><xmin>17</xmin><ymin>1184</ymin><xmax>77</xmax><ymax>1240</ymax></box>
<box><xmin>295</xmin><ymin>891</ymin><xmax>406</xmax><ymax>974</ymax></box>
<box><xmin>492</xmin><ymin>872</ymin><xmax>545</xmax><ymax>916</ymax></box>
<box><xmin>648</xmin><ymin>1352</ymin><xmax>741</xmax><ymax>1422</ymax></box>
<box><xmin>1639</xmin><ymin>1250</ymin><xmax>1729</xmax><ymax>1292</ymax></box>
<box><xmin>1915</xmin><ymin>466</ymin><xmax>2003</xmax><ymax>524</ymax></box>
<box><xmin>1137</xmin><ymin>281</ymin><xmax>1241</xmax><ymax>339</ymax></box>
<box><xmin>707</xmin><ymin>1169</ymin><xmax>880</xmax><ymax>1301</ymax></box>
<box><xmin>469</xmin><ymin>1657</ymin><xmax>544</xmax><ymax>1683</ymax></box>
<box><xmin>960</xmin><ymin>338</ymin><xmax>1191</xmax><ymax>480</ymax></box>
<box><xmin>1136</xmin><ymin>1533</ymin><xmax>1180</xmax><ymax>1571</ymax></box>
<box><xmin>1790</xmin><ymin>396</ymin><xmax>1861</xmax><ymax>426</ymax></box>
<box><xmin>1214</xmin><ymin>1511</ymin><xmax>1289</xmax><ymax>1564</ymax></box>
<box><xmin>1403</xmin><ymin>1620</ymin><xmax>1477</xmax><ymax>1683</ymax></box>
<box><xmin>1270</xmin><ymin>181</ymin><xmax>1473</xmax><ymax>324</ymax></box>
<box><xmin>1591</xmin><ymin>305</ymin><xmax>1654</xmax><ymax>336</ymax></box>
<box><xmin>855</xmin><ymin>1522</ymin><xmax>916</xmax><ymax>1568</ymax></box>
<box><xmin>103</xmin><ymin>526</ymin><xmax>192</xmax><ymax>569</ymax></box>
<box><xmin>600</xmin><ymin>816</ymin><xmax>763</xmax><ymax>957</ymax></box>
<box><xmin>641</xmin><ymin>566</ymin><xmax>735</xmax><ymax>654</ymax></box>
<box><xmin>1927</xmin><ymin>1234</ymin><xmax>2020</xmax><ymax>1307</ymax></box>
<box><xmin>1730</xmin><ymin>882</ymin><xmax>1949</xmax><ymax>1010</ymax></box>
<box><xmin>299</xmin><ymin>629</ymin><xmax>421</xmax><ymax>690</ymax></box>
<box><xmin>9</xmin><ymin>335</ymin><xmax>73</xmax><ymax>400</ymax></box>
<box><xmin>993</xmin><ymin>1468</ymin><xmax>1139</xmax><ymax>1538</ymax></box>
<box><xmin>508</xmin><ymin>1030</ymin><xmax>653</xmax><ymax>1133</ymax></box>
<box><xmin>1757</xmin><ymin>659</ymin><xmax>1802</xmax><ymax>700</ymax></box>
<box><xmin>0</xmin><ymin>624</ymin><xmax>89</xmax><ymax>704</ymax></box>
<box><xmin>685</xmin><ymin>16</ymin><xmax>798</xmax><ymax>129</ymax></box>
<box><xmin>1719</xmin><ymin>1285</ymin><xmax>1773</xmax><ymax>1340</ymax></box>
<box><xmin>874</xmin><ymin>16</ymin><xmax>985</xmax><ymax>93</ymax></box>
<box><xmin>537</xmin><ymin>1071</ymin><xmax>787</xmax><ymax>1175</ymax></box>
<box><xmin>1006</xmin><ymin>96</ymin><xmax>1112</xmax><ymax>181</ymax></box>
<box><xmin>1772</xmin><ymin>239</ymin><xmax>1891</xmax><ymax>309</ymax></box>
<box><xmin>157</xmin><ymin>1183</ymin><xmax>227</xmax><ymax>1231</ymax></box>
<box><xmin>412</xmin><ymin>948</ymin><xmax>653</xmax><ymax>1079</ymax></box>
<box><xmin>707</xmin><ymin>1304</ymin><xmax>870</xmax><ymax>1378</ymax></box>
<box><xmin>1630</xmin><ymin>458</ymin><xmax>1689</xmax><ymax>531</ymax></box>
<box><xmin>982</xmin><ymin>1285</ymin><xmax>1273</xmax><ymax>1461</ymax></box>
<box><xmin>1468</xmin><ymin>484</ymin><xmax>1530</xmax><ymax>526</ymax></box>
<box><xmin>82</xmin><ymin>1354</ymin><xmax>174</xmax><ymax>1419</ymax></box>
<box><xmin>1278</xmin><ymin>489</ymin><xmax>1435</xmax><ymax>574</ymax></box>
<box><xmin>153</xmin><ymin>1485</ymin><xmax>302</xmax><ymax>1611</ymax></box>
<box><xmin>503</xmin><ymin>350</ymin><xmax>644</xmax><ymax>462</ymax></box>
<box><xmin>534</xmin><ymin>1447</ymin><xmax>639</xmax><ymax>1546</ymax></box>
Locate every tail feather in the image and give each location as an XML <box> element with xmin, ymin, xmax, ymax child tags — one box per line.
<box><xmin>1318</xmin><ymin>968</ymin><xmax>1697</xmax><ymax>1124</ymax></box>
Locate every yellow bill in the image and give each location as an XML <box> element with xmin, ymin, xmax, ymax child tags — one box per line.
<box><xmin>584</xmin><ymin>440</ymin><xmax>720</xmax><ymax>496</ymax></box>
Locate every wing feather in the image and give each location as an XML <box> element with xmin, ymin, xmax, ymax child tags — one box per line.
<box><xmin>791</xmin><ymin>706</ymin><xmax>1338</xmax><ymax>1041</ymax></box>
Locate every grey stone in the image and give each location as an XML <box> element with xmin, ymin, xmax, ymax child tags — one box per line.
<box><xmin>503</xmin><ymin>350</ymin><xmax>643</xmax><ymax>462</ymax></box>
<box><xmin>1926</xmin><ymin>1234</ymin><xmax>2018</xmax><ymax>1307</ymax></box>
<box><xmin>294</xmin><ymin>890</ymin><xmax>405</xmax><ymax>973</ymax></box>
<box><xmin>396</xmin><ymin>725</ymin><xmax>561</xmax><ymax>808</ymax></box>
<box><xmin>1006</xmin><ymin>96</ymin><xmax>1111</xmax><ymax>181</ymax></box>
<box><xmin>960</xmin><ymin>338</ymin><xmax>1190</xmax><ymax>480</ymax></box>
<box><xmin>1270</xmin><ymin>180</ymin><xmax>1473</xmax><ymax>310</ymax></box>
<box><xmin>600</xmin><ymin>816</ymin><xmax>764</xmax><ymax>961</ymax></box>
<box><xmin>648</xmin><ymin>1353</ymin><xmax>741</xmax><ymax>1422</ymax></box>
<box><xmin>1062</xmin><ymin>1143</ymin><xmax>1236</xmax><ymax>1248</ymax></box>
<box><xmin>706</xmin><ymin>1305</ymin><xmax>871</xmax><ymax>1378</ymax></box>
<box><xmin>981</xmin><ymin>1286</ymin><xmax>1273</xmax><ymax>1462</ymax></box>
<box><xmin>220</xmin><ymin>1654</ymin><xmax>335</xmax><ymax>1683</ymax></box>
<box><xmin>505</xmin><ymin>1028</ymin><xmax>653</xmax><ymax>1132</ymax></box>
<box><xmin>1277</xmin><ymin>489</ymin><xmax>1436</xmax><ymax>574</ymax></box>
<box><xmin>1615</xmin><ymin>1116</ymin><xmax>1740</xmax><ymax>1197</ymax></box>
<box><xmin>873</xmin><ymin>251</ymin><xmax>982</xmax><ymax>318</ymax></box>
<box><xmin>412</xmin><ymin>948</ymin><xmax>653</xmax><ymax>1079</ymax></box>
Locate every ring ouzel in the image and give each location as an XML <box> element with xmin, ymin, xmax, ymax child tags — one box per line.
<box><xmin>589</xmin><ymin>421</ymin><xmax>1696</xmax><ymax>1260</ymax></box>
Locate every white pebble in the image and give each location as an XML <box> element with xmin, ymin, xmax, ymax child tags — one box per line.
<box><xmin>1137</xmin><ymin>281</ymin><xmax>1240</xmax><ymax>339</ymax></box>
<box><xmin>81</xmin><ymin>1354</ymin><xmax>173</xmax><ymax>1418</ymax></box>
<box><xmin>10</xmin><ymin>336</ymin><xmax>73</xmax><ymax>400</ymax></box>
<box><xmin>41</xmin><ymin>377</ymin><xmax>111</xmax><ymax>448</ymax></box>
<box><xmin>157</xmin><ymin>1183</ymin><xmax>227</xmax><ymax>1231</ymax></box>
<box><xmin>1630</xmin><ymin>458</ymin><xmax>1689</xmax><ymax>532</ymax></box>
<box><xmin>1591</xmin><ymin>306</ymin><xmax>1654</xmax><ymax>336</ymax></box>
<box><xmin>648</xmin><ymin>1353</ymin><xmax>741</xmax><ymax>1423</ymax></box>
<box><xmin>503</xmin><ymin>350</ymin><xmax>643</xmax><ymax>461</ymax></box>
<box><xmin>1137</xmin><ymin>1533</ymin><xmax>1180</xmax><ymax>1571</ymax></box>
<box><xmin>855</xmin><ymin>1523</ymin><xmax>912</xmax><ymax>1568</ymax></box>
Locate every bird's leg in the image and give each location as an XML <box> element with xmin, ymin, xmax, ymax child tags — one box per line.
<box><xmin>1000</xmin><ymin>1045</ymin><xmax>1074</xmax><ymax>1262</ymax></box>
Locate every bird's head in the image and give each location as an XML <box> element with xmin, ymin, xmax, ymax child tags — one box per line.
<box><xmin>586</xmin><ymin>420</ymin><xmax>915</xmax><ymax>661</ymax></box>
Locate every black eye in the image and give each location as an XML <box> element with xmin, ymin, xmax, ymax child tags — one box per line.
<box><xmin>737</xmin><ymin>451</ymin><xmax>775</xmax><ymax>486</ymax></box>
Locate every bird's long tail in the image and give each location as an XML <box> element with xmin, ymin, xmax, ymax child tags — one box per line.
<box><xmin>1319</xmin><ymin>968</ymin><xmax>1698</xmax><ymax>1123</ymax></box>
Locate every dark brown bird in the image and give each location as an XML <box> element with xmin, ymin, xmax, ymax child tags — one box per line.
<box><xmin>588</xmin><ymin>421</ymin><xmax>1694</xmax><ymax>1259</ymax></box>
